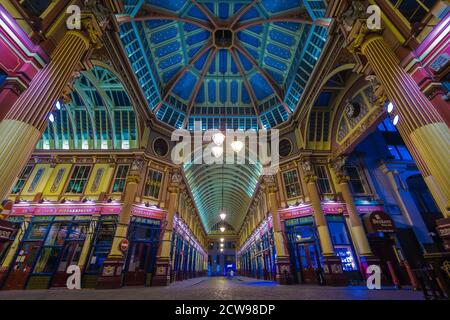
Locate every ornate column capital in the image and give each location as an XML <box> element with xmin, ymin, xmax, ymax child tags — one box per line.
<box><xmin>300</xmin><ymin>160</ymin><xmax>317</xmax><ymax>184</ymax></box>
<box><xmin>75</xmin><ymin>1</ymin><xmax>113</xmax><ymax>49</ymax></box>
<box><xmin>330</xmin><ymin>156</ymin><xmax>349</xmax><ymax>184</ymax></box>
<box><xmin>347</xmin><ymin>20</ymin><xmax>384</xmax><ymax>55</ymax></box>
<box><xmin>262</xmin><ymin>175</ymin><xmax>277</xmax><ymax>194</ymax></box>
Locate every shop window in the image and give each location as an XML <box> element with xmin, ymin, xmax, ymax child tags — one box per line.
<box><xmin>26</xmin><ymin>223</ymin><xmax>50</xmax><ymax>241</ymax></box>
<box><xmin>11</xmin><ymin>165</ymin><xmax>34</xmax><ymax>194</ymax></box>
<box><xmin>388</xmin><ymin>0</ymin><xmax>437</xmax><ymax>24</ymax></box>
<box><xmin>346</xmin><ymin>166</ymin><xmax>366</xmax><ymax>194</ymax></box>
<box><xmin>86</xmin><ymin>220</ymin><xmax>116</xmax><ymax>273</ymax></box>
<box><xmin>65</xmin><ymin>165</ymin><xmax>91</xmax><ymax>194</ymax></box>
<box><xmin>328</xmin><ymin>218</ymin><xmax>358</xmax><ymax>272</ymax></box>
<box><xmin>315</xmin><ymin>165</ymin><xmax>332</xmax><ymax>194</ymax></box>
<box><xmin>33</xmin><ymin>247</ymin><xmax>62</xmax><ymax>274</ymax></box>
<box><xmin>283</xmin><ymin>169</ymin><xmax>302</xmax><ymax>199</ymax></box>
<box><xmin>111</xmin><ymin>164</ymin><xmax>130</xmax><ymax>193</ymax></box>
<box><xmin>26</xmin><ymin>219</ymin><xmax>90</xmax><ymax>275</ymax></box>
<box><xmin>143</xmin><ymin>169</ymin><xmax>163</xmax><ymax>199</ymax></box>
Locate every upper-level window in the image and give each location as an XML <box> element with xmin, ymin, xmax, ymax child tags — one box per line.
<box><xmin>65</xmin><ymin>165</ymin><xmax>91</xmax><ymax>194</ymax></box>
<box><xmin>387</xmin><ymin>145</ymin><xmax>413</xmax><ymax>161</ymax></box>
<box><xmin>111</xmin><ymin>165</ymin><xmax>130</xmax><ymax>193</ymax></box>
<box><xmin>11</xmin><ymin>165</ymin><xmax>34</xmax><ymax>194</ymax></box>
<box><xmin>388</xmin><ymin>0</ymin><xmax>438</xmax><ymax>23</ymax></box>
<box><xmin>378</xmin><ymin>118</ymin><xmax>397</xmax><ymax>132</ymax></box>
<box><xmin>143</xmin><ymin>169</ymin><xmax>162</xmax><ymax>199</ymax></box>
<box><xmin>21</xmin><ymin>0</ymin><xmax>52</xmax><ymax>17</ymax></box>
<box><xmin>315</xmin><ymin>165</ymin><xmax>332</xmax><ymax>194</ymax></box>
<box><xmin>283</xmin><ymin>169</ymin><xmax>302</xmax><ymax>199</ymax></box>
<box><xmin>346</xmin><ymin>166</ymin><xmax>367</xmax><ymax>194</ymax></box>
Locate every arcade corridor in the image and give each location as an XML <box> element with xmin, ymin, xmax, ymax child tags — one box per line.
<box><xmin>0</xmin><ymin>277</ymin><xmax>423</xmax><ymax>300</ymax></box>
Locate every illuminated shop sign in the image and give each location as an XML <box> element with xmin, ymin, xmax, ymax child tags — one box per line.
<box><xmin>364</xmin><ymin>211</ymin><xmax>396</xmax><ymax>233</ymax></box>
<box><xmin>131</xmin><ymin>206</ymin><xmax>165</xmax><ymax>220</ymax></box>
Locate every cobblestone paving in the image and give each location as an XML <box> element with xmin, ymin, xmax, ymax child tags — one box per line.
<box><xmin>0</xmin><ymin>277</ymin><xmax>424</xmax><ymax>300</ymax></box>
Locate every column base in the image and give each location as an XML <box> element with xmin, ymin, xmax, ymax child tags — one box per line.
<box><xmin>152</xmin><ymin>258</ymin><xmax>171</xmax><ymax>287</ymax></box>
<box><xmin>275</xmin><ymin>256</ymin><xmax>292</xmax><ymax>285</ymax></box>
<box><xmin>359</xmin><ymin>255</ymin><xmax>381</xmax><ymax>277</ymax></box>
<box><xmin>0</xmin><ymin>267</ymin><xmax>9</xmax><ymax>289</ymax></box>
<box><xmin>321</xmin><ymin>255</ymin><xmax>348</xmax><ymax>286</ymax></box>
<box><xmin>96</xmin><ymin>257</ymin><xmax>125</xmax><ymax>290</ymax></box>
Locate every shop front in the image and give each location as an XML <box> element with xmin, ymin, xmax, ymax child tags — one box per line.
<box><xmin>363</xmin><ymin>210</ymin><xmax>413</xmax><ymax>286</ymax></box>
<box><xmin>169</xmin><ymin>217</ymin><xmax>206</xmax><ymax>283</ymax></box>
<box><xmin>0</xmin><ymin>219</ymin><xmax>19</xmax><ymax>288</ymax></box>
<box><xmin>123</xmin><ymin>216</ymin><xmax>161</xmax><ymax>286</ymax></box>
<box><xmin>0</xmin><ymin>220</ymin><xmax>18</xmax><ymax>267</ymax></box>
<box><xmin>237</xmin><ymin>217</ymin><xmax>276</xmax><ymax>281</ymax></box>
<box><xmin>82</xmin><ymin>215</ymin><xmax>118</xmax><ymax>288</ymax></box>
<box><xmin>0</xmin><ymin>204</ymin><xmax>121</xmax><ymax>290</ymax></box>
<box><xmin>2</xmin><ymin>214</ymin><xmax>92</xmax><ymax>290</ymax></box>
<box><xmin>283</xmin><ymin>204</ymin><xmax>359</xmax><ymax>285</ymax></box>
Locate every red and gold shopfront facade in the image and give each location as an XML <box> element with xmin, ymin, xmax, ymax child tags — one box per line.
<box><xmin>0</xmin><ymin>203</ymin><xmax>172</xmax><ymax>290</ymax></box>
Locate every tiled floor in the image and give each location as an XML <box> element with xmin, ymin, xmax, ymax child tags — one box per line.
<box><xmin>0</xmin><ymin>276</ymin><xmax>424</xmax><ymax>300</ymax></box>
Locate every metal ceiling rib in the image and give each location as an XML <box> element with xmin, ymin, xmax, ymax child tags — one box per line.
<box><xmin>184</xmin><ymin>163</ymin><xmax>261</xmax><ymax>233</ymax></box>
<box><xmin>118</xmin><ymin>0</ymin><xmax>330</xmax><ymax>131</ymax></box>
<box><xmin>37</xmin><ymin>66</ymin><xmax>138</xmax><ymax>151</ymax></box>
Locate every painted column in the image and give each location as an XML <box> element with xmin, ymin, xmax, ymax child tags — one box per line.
<box><xmin>0</xmin><ymin>4</ymin><xmax>48</xmax><ymax>121</ymax></box>
<box><xmin>96</xmin><ymin>159</ymin><xmax>143</xmax><ymax>289</ymax></box>
<box><xmin>0</xmin><ymin>14</ymin><xmax>102</xmax><ymax>203</ymax></box>
<box><xmin>349</xmin><ymin>21</ymin><xmax>450</xmax><ymax>217</ymax></box>
<box><xmin>330</xmin><ymin>157</ymin><xmax>380</xmax><ymax>275</ymax></box>
<box><xmin>263</xmin><ymin>175</ymin><xmax>291</xmax><ymax>285</ymax></box>
<box><xmin>302</xmin><ymin>163</ymin><xmax>335</xmax><ymax>255</ymax></box>
<box><xmin>381</xmin><ymin>165</ymin><xmax>434</xmax><ymax>245</ymax></box>
<box><xmin>301</xmin><ymin>160</ymin><xmax>347</xmax><ymax>286</ymax></box>
<box><xmin>0</xmin><ymin>215</ymin><xmax>32</xmax><ymax>286</ymax></box>
<box><xmin>153</xmin><ymin>168</ymin><xmax>181</xmax><ymax>286</ymax></box>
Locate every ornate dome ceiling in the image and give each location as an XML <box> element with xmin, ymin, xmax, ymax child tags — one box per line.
<box><xmin>117</xmin><ymin>0</ymin><xmax>330</xmax><ymax>130</ymax></box>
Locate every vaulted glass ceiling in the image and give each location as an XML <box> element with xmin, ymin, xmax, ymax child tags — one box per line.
<box><xmin>118</xmin><ymin>0</ymin><xmax>330</xmax><ymax>130</ymax></box>
<box><xmin>37</xmin><ymin>66</ymin><xmax>138</xmax><ymax>150</ymax></box>
<box><xmin>184</xmin><ymin>162</ymin><xmax>262</xmax><ymax>233</ymax></box>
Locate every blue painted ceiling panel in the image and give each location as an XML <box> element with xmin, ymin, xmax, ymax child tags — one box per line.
<box><xmin>118</xmin><ymin>0</ymin><xmax>329</xmax><ymax>129</ymax></box>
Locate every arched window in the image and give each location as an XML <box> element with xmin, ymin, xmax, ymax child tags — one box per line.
<box><xmin>37</xmin><ymin>66</ymin><xmax>139</xmax><ymax>150</ymax></box>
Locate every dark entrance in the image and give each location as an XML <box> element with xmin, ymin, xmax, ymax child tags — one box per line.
<box><xmin>124</xmin><ymin>217</ymin><xmax>161</xmax><ymax>286</ymax></box>
<box><xmin>286</xmin><ymin>217</ymin><xmax>323</xmax><ymax>285</ymax></box>
<box><xmin>295</xmin><ymin>241</ymin><xmax>321</xmax><ymax>284</ymax></box>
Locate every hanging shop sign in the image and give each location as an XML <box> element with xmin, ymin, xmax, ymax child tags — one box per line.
<box><xmin>364</xmin><ymin>211</ymin><xmax>396</xmax><ymax>233</ymax></box>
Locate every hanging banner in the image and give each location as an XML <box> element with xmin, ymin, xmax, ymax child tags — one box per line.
<box><xmin>363</xmin><ymin>211</ymin><xmax>396</xmax><ymax>233</ymax></box>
